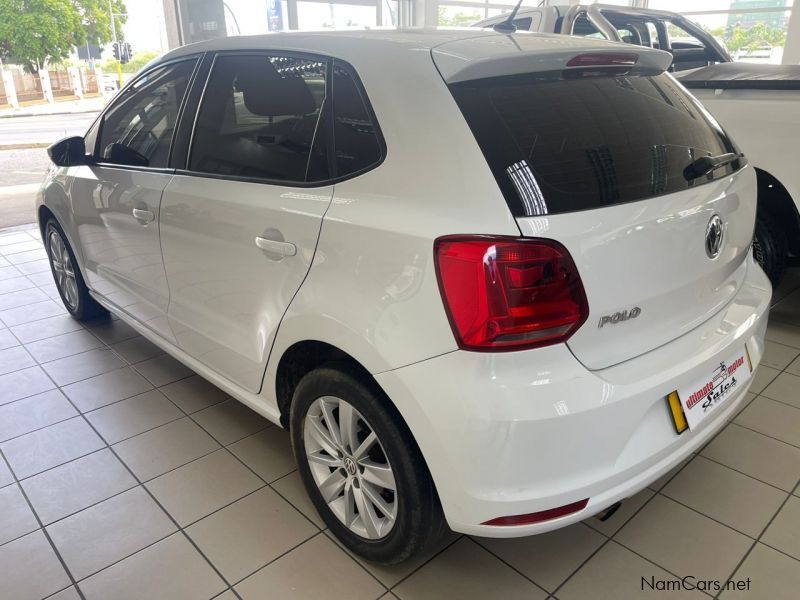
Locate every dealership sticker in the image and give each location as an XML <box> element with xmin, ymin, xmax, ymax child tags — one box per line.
<box><xmin>678</xmin><ymin>347</ymin><xmax>751</xmax><ymax>430</ymax></box>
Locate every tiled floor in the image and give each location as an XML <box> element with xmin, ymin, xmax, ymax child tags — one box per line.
<box><xmin>1</xmin><ymin>222</ymin><xmax>800</xmax><ymax>600</ymax></box>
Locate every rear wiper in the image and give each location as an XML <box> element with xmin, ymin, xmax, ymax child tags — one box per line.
<box><xmin>683</xmin><ymin>152</ymin><xmax>744</xmax><ymax>181</ymax></box>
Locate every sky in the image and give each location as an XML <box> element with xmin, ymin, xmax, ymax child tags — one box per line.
<box><xmin>122</xmin><ymin>0</ymin><xmax>169</xmax><ymax>53</ymax></box>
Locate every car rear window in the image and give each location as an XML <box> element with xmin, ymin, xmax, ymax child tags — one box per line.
<box><xmin>449</xmin><ymin>70</ymin><xmax>743</xmax><ymax>217</ymax></box>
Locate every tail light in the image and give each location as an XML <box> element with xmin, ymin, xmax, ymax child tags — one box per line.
<box><xmin>434</xmin><ymin>236</ymin><xmax>588</xmax><ymax>352</ymax></box>
<box><xmin>566</xmin><ymin>53</ymin><xmax>639</xmax><ymax>68</ymax></box>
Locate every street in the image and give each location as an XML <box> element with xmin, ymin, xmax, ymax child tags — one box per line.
<box><xmin>0</xmin><ymin>113</ymin><xmax>98</xmax><ymax>228</ymax></box>
<box><xmin>0</xmin><ymin>112</ymin><xmax>97</xmax><ymax>146</ymax></box>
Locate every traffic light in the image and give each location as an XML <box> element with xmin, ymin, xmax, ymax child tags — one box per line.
<box><xmin>122</xmin><ymin>42</ymin><xmax>133</xmax><ymax>64</ymax></box>
<box><xmin>112</xmin><ymin>42</ymin><xmax>120</xmax><ymax>61</ymax></box>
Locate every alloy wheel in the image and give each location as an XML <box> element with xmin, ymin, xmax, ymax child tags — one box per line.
<box><xmin>303</xmin><ymin>396</ymin><xmax>397</xmax><ymax>539</ymax></box>
<box><xmin>48</xmin><ymin>229</ymin><xmax>79</xmax><ymax>310</ymax></box>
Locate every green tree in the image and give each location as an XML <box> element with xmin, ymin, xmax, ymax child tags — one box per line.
<box><xmin>0</xmin><ymin>0</ymin><xmax>126</xmax><ymax>72</ymax></box>
<box><xmin>103</xmin><ymin>49</ymin><xmax>159</xmax><ymax>74</ymax></box>
<box><xmin>438</xmin><ymin>6</ymin><xmax>481</xmax><ymax>27</ymax></box>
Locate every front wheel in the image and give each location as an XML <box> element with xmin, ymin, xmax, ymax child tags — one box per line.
<box><xmin>290</xmin><ymin>365</ymin><xmax>443</xmax><ymax>564</ymax></box>
<box><xmin>45</xmin><ymin>219</ymin><xmax>107</xmax><ymax>321</ymax></box>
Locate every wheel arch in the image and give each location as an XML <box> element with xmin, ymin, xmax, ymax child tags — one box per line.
<box><xmin>755</xmin><ymin>168</ymin><xmax>800</xmax><ymax>255</ymax></box>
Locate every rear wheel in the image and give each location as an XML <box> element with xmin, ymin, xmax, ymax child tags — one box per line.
<box><xmin>290</xmin><ymin>365</ymin><xmax>443</xmax><ymax>564</ymax></box>
<box><xmin>45</xmin><ymin>219</ymin><xmax>107</xmax><ymax>320</ymax></box>
<box><xmin>752</xmin><ymin>211</ymin><xmax>787</xmax><ymax>288</ymax></box>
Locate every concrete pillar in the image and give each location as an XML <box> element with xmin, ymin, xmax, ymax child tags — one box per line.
<box><xmin>1</xmin><ymin>69</ymin><xmax>19</xmax><ymax>109</ymax></box>
<box><xmin>784</xmin><ymin>6</ymin><xmax>800</xmax><ymax>64</ymax></box>
<box><xmin>69</xmin><ymin>67</ymin><xmax>83</xmax><ymax>99</ymax></box>
<box><xmin>38</xmin><ymin>69</ymin><xmax>54</xmax><ymax>103</ymax></box>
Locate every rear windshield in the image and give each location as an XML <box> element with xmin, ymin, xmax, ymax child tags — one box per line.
<box><xmin>449</xmin><ymin>70</ymin><xmax>743</xmax><ymax>217</ymax></box>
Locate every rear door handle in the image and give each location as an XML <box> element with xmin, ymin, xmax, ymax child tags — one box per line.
<box><xmin>255</xmin><ymin>236</ymin><xmax>297</xmax><ymax>257</ymax></box>
<box><xmin>132</xmin><ymin>208</ymin><xmax>155</xmax><ymax>223</ymax></box>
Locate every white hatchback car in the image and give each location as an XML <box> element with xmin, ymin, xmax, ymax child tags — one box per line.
<box><xmin>39</xmin><ymin>29</ymin><xmax>771</xmax><ymax>564</ymax></box>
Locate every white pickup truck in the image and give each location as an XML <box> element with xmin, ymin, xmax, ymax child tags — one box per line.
<box><xmin>477</xmin><ymin>3</ymin><xmax>800</xmax><ymax>285</ymax></box>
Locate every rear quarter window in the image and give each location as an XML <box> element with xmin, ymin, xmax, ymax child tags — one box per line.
<box><xmin>449</xmin><ymin>70</ymin><xmax>742</xmax><ymax>216</ymax></box>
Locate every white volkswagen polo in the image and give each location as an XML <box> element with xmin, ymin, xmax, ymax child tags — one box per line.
<box><xmin>38</xmin><ymin>27</ymin><xmax>770</xmax><ymax>564</ymax></box>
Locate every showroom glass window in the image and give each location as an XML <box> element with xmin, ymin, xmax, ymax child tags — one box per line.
<box><xmin>97</xmin><ymin>60</ymin><xmax>197</xmax><ymax>168</ymax></box>
<box><xmin>331</xmin><ymin>61</ymin><xmax>383</xmax><ymax>177</ymax></box>
<box><xmin>189</xmin><ymin>53</ymin><xmax>328</xmax><ymax>183</ymax></box>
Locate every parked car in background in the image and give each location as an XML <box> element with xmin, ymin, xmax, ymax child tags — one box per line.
<box><xmin>478</xmin><ymin>3</ymin><xmax>800</xmax><ymax>285</ymax></box>
<box><xmin>40</xmin><ymin>29</ymin><xmax>769</xmax><ymax>564</ymax></box>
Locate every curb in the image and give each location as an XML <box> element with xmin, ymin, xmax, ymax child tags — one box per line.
<box><xmin>0</xmin><ymin>143</ymin><xmax>50</xmax><ymax>150</ymax></box>
<box><xmin>0</xmin><ymin>109</ymin><xmax>101</xmax><ymax>119</ymax></box>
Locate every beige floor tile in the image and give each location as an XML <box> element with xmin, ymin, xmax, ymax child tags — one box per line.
<box><xmin>193</xmin><ymin>399</ymin><xmax>271</xmax><ymax>445</ymax></box>
<box><xmin>749</xmin><ymin>365</ymin><xmax>780</xmax><ymax>395</ymax></box>
<box><xmin>0</xmin><ymin>275</ymin><xmax>35</xmax><ymax>295</ymax></box>
<box><xmin>478</xmin><ymin>522</ymin><xmax>605</xmax><ymax>592</ymax></box>
<box><xmin>10</xmin><ymin>313</ymin><xmax>83</xmax><ymax>344</ymax></box>
<box><xmin>0</xmin><ymin>232</ymin><xmax>34</xmax><ymax>246</ymax></box>
<box><xmin>0</xmin><ymin>299</ymin><xmax>65</xmax><ymax>327</ymax></box>
<box><xmin>146</xmin><ymin>449</ymin><xmax>263</xmax><ymax>527</ymax></box>
<box><xmin>15</xmin><ymin>259</ymin><xmax>54</xmax><ymax>275</ymax></box>
<box><xmin>160</xmin><ymin>374</ymin><xmax>229</xmax><ymax>414</ymax></box>
<box><xmin>134</xmin><ymin>354</ymin><xmax>193</xmax><ymax>387</ymax></box>
<box><xmin>0</xmin><ymin>345</ymin><xmax>35</xmax><ymax>375</ymax></box>
<box><xmin>85</xmin><ymin>389</ymin><xmax>183</xmax><ymax>444</ymax></box>
<box><xmin>0</xmin><ymin>265</ymin><xmax>24</xmax><ymax>280</ymax></box>
<box><xmin>394</xmin><ymin>537</ymin><xmax>545</xmax><ymax>600</ymax></box>
<box><xmin>760</xmin><ymin>340</ymin><xmax>800</xmax><ymax>371</ymax></box>
<box><xmin>110</xmin><ymin>336</ymin><xmax>165</xmax><ymax>365</ymax></box>
<box><xmin>79</xmin><ymin>533</ymin><xmax>226</xmax><ymax>600</ymax></box>
<box><xmin>787</xmin><ymin>355</ymin><xmax>800</xmax><ymax>377</ymax></box>
<box><xmin>616</xmin><ymin>495</ymin><xmax>751</xmax><ymax>582</ymax></box>
<box><xmin>702</xmin><ymin>424</ymin><xmax>800</xmax><ymax>491</ymax></box>
<box><xmin>214</xmin><ymin>592</ymin><xmax>237</xmax><ymax>600</ymax></box>
<box><xmin>0</xmin><ymin>328</ymin><xmax>18</xmax><ymax>350</ymax></box>
<box><xmin>0</xmin><ymin>530</ymin><xmax>71</xmax><ymax>600</ymax></box>
<box><xmin>84</xmin><ymin>317</ymin><xmax>139</xmax><ymax>345</ymax></box>
<box><xmin>48</xmin><ymin>586</ymin><xmax>81</xmax><ymax>600</ymax></box>
<box><xmin>236</xmin><ymin>534</ymin><xmax>386</xmax><ymax>600</ymax></box>
<box><xmin>0</xmin><ymin>365</ymin><xmax>55</xmax><ymax>406</ymax></box>
<box><xmin>662</xmin><ymin>456</ymin><xmax>787</xmax><ymax>538</ymax></box>
<box><xmin>46</xmin><ymin>486</ymin><xmax>176</xmax><ymax>580</ymax></box>
<box><xmin>25</xmin><ymin>329</ymin><xmax>103</xmax><ymax>364</ymax></box>
<box><xmin>0</xmin><ymin>484</ymin><xmax>39</xmax><ymax>545</ymax></box>
<box><xmin>0</xmin><ymin>389</ymin><xmax>77</xmax><ymax>442</ymax></box>
<box><xmin>26</xmin><ymin>270</ymin><xmax>53</xmax><ymax>286</ymax></box>
<box><xmin>187</xmin><ymin>487</ymin><xmax>317</xmax><ymax>583</ymax></box>
<box><xmin>736</xmin><ymin>396</ymin><xmax>800</xmax><ymax>447</ymax></box>
<box><xmin>5</xmin><ymin>249</ymin><xmax>47</xmax><ymax>265</ymax></box>
<box><xmin>1</xmin><ymin>417</ymin><xmax>105</xmax><ymax>479</ymax></box>
<box><xmin>0</xmin><ymin>287</ymin><xmax>48</xmax><ymax>311</ymax></box>
<box><xmin>0</xmin><ymin>239</ymin><xmax>41</xmax><ymax>255</ymax></box>
<box><xmin>0</xmin><ymin>458</ymin><xmax>13</xmax><ymax>488</ymax></box>
<box><xmin>229</xmin><ymin>427</ymin><xmax>296</xmax><ymax>483</ymax></box>
<box><xmin>271</xmin><ymin>471</ymin><xmax>325</xmax><ymax>529</ymax></box>
<box><xmin>22</xmin><ymin>449</ymin><xmax>137</xmax><ymax>524</ymax></box>
<box><xmin>721</xmin><ymin>543</ymin><xmax>800</xmax><ymax>599</ymax></box>
<box><xmin>113</xmin><ymin>417</ymin><xmax>220</xmax><ymax>481</ymax></box>
<box><xmin>62</xmin><ymin>367</ymin><xmax>153</xmax><ymax>413</ymax></box>
<box><xmin>761</xmin><ymin>372</ymin><xmax>800</xmax><ymax>409</ymax></box>
<box><xmin>557</xmin><ymin>541</ymin><xmax>706</xmax><ymax>600</ymax></box>
<box><xmin>767</xmin><ymin>321</ymin><xmax>800</xmax><ymax>348</ymax></box>
<box><xmin>761</xmin><ymin>496</ymin><xmax>800</xmax><ymax>561</ymax></box>
<box><xmin>647</xmin><ymin>455</ymin><xmax>694</xmax><ymax>491</ymax></box>
<box><xmin>42</xmin><ymin>348</ymin><xmax>126</xmax><ymax>387</ymax></box>
<box><xmin>586</xmin><ymin>488</ymin><xmax>656</xmax><ymax>537</ymax></box>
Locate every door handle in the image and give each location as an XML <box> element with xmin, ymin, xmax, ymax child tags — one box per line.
<box><xmin>132</xmin><ymin>208</ymin><xmax>155</xmax><ymax>223</ymax></box>
<box><xmin>255</xmin><ymin>236</ymin><xmax>297</xmax><ymax>257</ymax></box>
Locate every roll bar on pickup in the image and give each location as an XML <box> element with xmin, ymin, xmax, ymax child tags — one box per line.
<box><xmin>559</xmin><ymin>4</ymin><xmax>732</xmax><ymax>64</ymax></box>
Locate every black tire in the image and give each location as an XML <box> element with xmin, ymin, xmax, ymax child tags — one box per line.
<box><xmin>44</xmin><ymin>218</ymin><xmax>108</xmax><ymax>321</ymax></box>
<box><xmin>290</xmin><ymin>364</ymin><xmax>444</xmax><ymax>564</ymax></box>
<box><xmin>752</xmin><ymin>212</ymin><xmax>788</xmax><ymax>288</ymax></box>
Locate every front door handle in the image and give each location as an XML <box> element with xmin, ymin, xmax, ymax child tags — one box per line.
<box><xmin>132</xmin><ymin>208</ymin><xmax>155</xmax><ymax>223</ymax></box>
<box><xmin>255</xmin><ymin>236</ymin><xmax>297</xmax><ymax>257</ymax></box>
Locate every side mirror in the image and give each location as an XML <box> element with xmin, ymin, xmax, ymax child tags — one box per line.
<box><xmin>103</xmin><ymin>142</ymin><xmax>149</xmax><ymax>167</ymax></box>
<box><xmin>47</xmin><ymin>136</ymin><xmax>87</xmax><ymax>167</ymax></box>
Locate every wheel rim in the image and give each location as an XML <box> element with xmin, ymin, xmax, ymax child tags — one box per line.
<box><xmin>48</xmin><ymin>230</ymin><xmax>78</xmax><ymax>311</ymax></box>
<box><xmin>303</xmin><ymin>396</ymin><xmax>397</xmax><ymax>539</ymax></box>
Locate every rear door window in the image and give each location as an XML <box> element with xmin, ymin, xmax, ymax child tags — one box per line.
<box><xmin>189</xmin><ymin>53</ymin><xmax>328</xmax><ymax>183</ymax></box>
<box><xmin>449</xmin><ymin>70</ymin><xmax>742</xmax><ymax>217</ymax></box>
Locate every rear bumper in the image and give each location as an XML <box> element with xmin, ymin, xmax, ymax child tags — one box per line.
<box><xmin>375</xmin><ymin>255</ymin><xmax>771</xmax><ymax>537</ymax></box>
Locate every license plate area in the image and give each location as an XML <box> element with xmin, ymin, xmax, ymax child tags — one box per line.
<box><xmin>666</xmin><ymin>345</ymin><xmax>752</xmax><ymax>433</ymax></box>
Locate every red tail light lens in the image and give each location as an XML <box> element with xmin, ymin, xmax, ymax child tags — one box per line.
<box><xmin>434</xmin><ymin>236</ymin><xmax>588</xmax><ymax>352</ymax></box>
<box><xmin>566</xmin><ymin>53</ymin><xmax>639</xmax><ymax>68</ymax></box>
<box><xmin>482</xmin><ymin>498</ymin><xmax>589</xmax><ymax>526</ymax></box>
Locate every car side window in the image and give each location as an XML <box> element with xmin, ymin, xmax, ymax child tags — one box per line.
<box><xmin>189</xmin><ymin>53</ymin><xmax>327</xmax><ymax>183</ymax></box>
<box><xmin>98</xmin><ymin>60</ymin><xmax>196</xmax><ymax>168</ymax></box>
<box><xmin>331</xmin><ymin>61</ymin><xmax>382</xmax><ymax>178</ymax></box>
